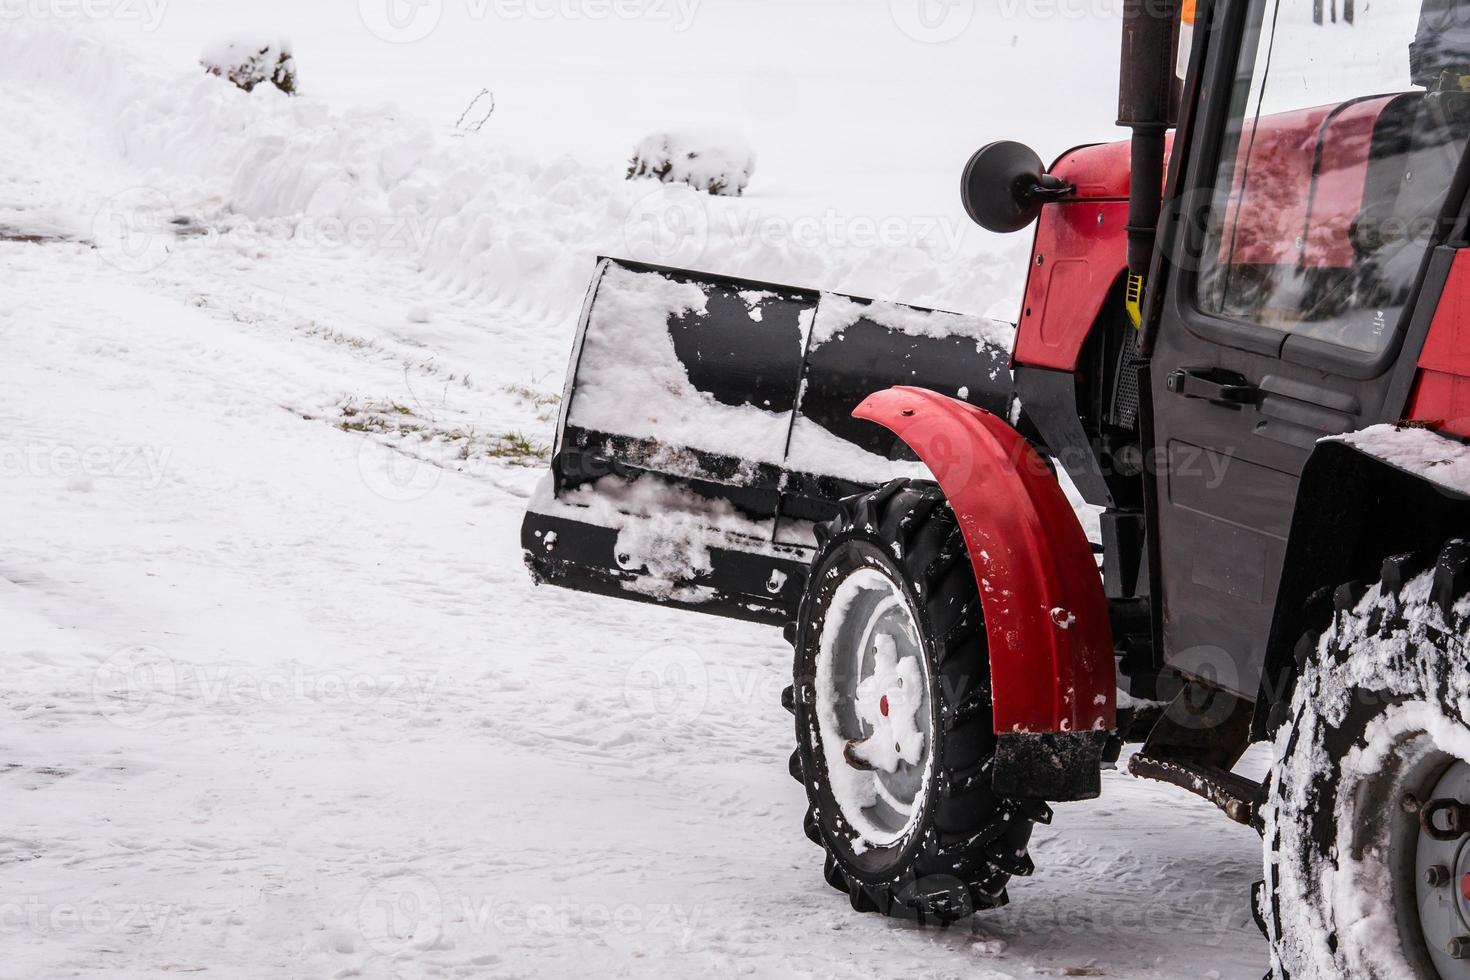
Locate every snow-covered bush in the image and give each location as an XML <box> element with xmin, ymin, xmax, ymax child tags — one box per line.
<box><xmin>626</xmin><ymin>131</ymin><xmax>755</xmax><ymax>197</ymax></box>
<box><xmin>200</xmin><ymin>36</ymin><xmax>298</xmax><ymax>96</ymax></box>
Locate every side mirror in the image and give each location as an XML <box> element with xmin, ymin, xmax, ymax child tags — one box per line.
<box><xmin>960</xmin><ymin>141</ymin><xmax>1071</xmax><ymax>233</ymax></box>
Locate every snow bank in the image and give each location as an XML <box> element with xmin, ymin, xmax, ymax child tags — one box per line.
<box><xmin>200</xmin><ymin>34</ymin><xmax>297</xmax><ymax>95</ymax></box>
<box><xmin>627</xmin><ymin>130</ymin><xmax>755</xmax><ymax>197</ymax></box>
<box><xmin>0</xmin><ymin>20</ymin><xmax>1011</xmax><ymax>325</ymax></box>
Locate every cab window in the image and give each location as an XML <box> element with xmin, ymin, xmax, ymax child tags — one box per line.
<box><xmin>1196</xmin><ymin>0</ymin><xmax>1470</xmax><ymax>356</ymax></box>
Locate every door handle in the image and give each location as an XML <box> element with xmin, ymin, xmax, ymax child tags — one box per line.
<box><xmin>1165</xmin><ymin>368</ymin><xmax>1259</xmax><ymax>407</ymax></box>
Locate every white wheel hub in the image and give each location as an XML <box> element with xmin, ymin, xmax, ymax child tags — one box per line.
<box><xmin>849</xmin><ymin>632</ymin><xmax>926</xmax><ymax>772</ymax></box>
<box><xmin>814</xmin><ymin>565</ymin><xmax>935</xmax><ymax>848</ymax></box>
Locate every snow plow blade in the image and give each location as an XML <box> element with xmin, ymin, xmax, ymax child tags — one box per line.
<box><xmin>521</xmin><ymin>258</ymin><xmax>1016</xmax><ymax>625</ymax></box>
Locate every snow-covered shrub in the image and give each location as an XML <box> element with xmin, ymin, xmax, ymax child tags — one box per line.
<box><xmin>627</xmin><ymin>131</ymin><xmax>755</xmax><ymax>197</ymax></box>
<box><xmin>200</xmin><ymin>36</ymin><xmax>298</xmax><ymax>96</ymax></box>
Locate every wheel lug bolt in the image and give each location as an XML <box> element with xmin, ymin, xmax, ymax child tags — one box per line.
<box><xmin>1448</xmin><ymin>936</ymin><xmax>1470</xmax><ymax>959</ymax></box>
<box><xmin>1427</xmin><ymin>865</ymin><xmax>1452</xmax><ymax>887</ymax></box>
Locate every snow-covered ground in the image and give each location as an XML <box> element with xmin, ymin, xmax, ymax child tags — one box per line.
<box><xmin>1</xmin><ymin>5</ymin><xmax>1266</xmax><ymax>977</ymax></box>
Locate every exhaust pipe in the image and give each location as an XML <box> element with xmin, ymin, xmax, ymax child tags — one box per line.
<box><xmin>1118</xmin><ymin>0</ymin><xmax>1179</xmax><ymax>329</ymax></box>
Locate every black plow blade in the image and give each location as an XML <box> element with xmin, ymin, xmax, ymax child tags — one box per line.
<box><xmin>521</xmin><ymin>258</ymin><xmax>1015</xmax><ymax>624</ymax></box>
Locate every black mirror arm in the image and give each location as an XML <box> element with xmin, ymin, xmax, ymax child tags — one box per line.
<box><xmin>1022</xmin><ymin>174</ymin><xmax>1075</xmax><ymax>205</ymax></box>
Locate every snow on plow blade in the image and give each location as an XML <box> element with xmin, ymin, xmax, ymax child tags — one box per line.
<box><xmin>521</xmin><ymin>258</ymin><xmax>1015</xmax><ymax>625</ymax></box>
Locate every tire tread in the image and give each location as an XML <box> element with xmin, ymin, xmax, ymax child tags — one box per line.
<box><xmin>791</xmin><ymin>481</ymin><xmax>1036</xmax><ymax>926</ymax></box>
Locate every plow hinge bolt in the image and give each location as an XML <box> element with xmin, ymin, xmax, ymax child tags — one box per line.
<box><xmin>1427</xmin><ymin>865</ymin><xmax>1452</xmax><ymax>887</ymax></box>
<box><xmin>1448</xmin><ymin>937</ymin><xmax>1470</xmax><ymax>959</ymax></box>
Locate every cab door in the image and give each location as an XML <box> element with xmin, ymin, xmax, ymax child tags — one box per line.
<box><xmin>1148</xmin><ymin>0</ymin><xmax>1470</xmax><ymax>695</ymax></box>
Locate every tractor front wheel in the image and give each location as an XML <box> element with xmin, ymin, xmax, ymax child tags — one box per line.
<box><xmin>783</xmin><ymin>480</ymin><xmax>1045</xmax><ymax>924</ymax></box>
<box><xmin>1264</xmin><ymin>541</ymin><xmax>1470</xmax><ymax>979</ymax></box>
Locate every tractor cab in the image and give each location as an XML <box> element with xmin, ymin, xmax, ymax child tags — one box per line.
<box><xmin>1144</xmin><ymin>0</ymin><xmax>1470</xmax><ymax>703</ymax></box>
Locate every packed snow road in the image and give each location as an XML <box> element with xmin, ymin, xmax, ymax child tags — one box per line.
<box><xmin>2</xmin><ymin>14</ymin><xmax>1266</xmax><ymax>980</ymax></box>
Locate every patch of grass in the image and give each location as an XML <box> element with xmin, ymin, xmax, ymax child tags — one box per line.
<box><xmin>445</xmin><ymin>426</ymin><xmax>548</xmax><ymax>465</ymax></box>
<box><xmin>485</xmin><ymin>430</ymin><xmax>547</xmax><ymax>464</ymax></box>
<box><xmin>325</xmin><ymin>396</ymin><xmax>548</xmax><ymax>467</ymax></box>
<box><xmin>305</xmin><ymin>323</ymin><xmax>377</xmax><ymax>351</ymax></box>
<box><xmin>338</xmin><ymin>417</ymin><xmax>426</xmax><ymax>436</ymax></box>
<box><xmin>335</xmin><ymin>396</ymin><xmax>427</xmax><ymax>435</ymax></box>
<box><xmin>504</xmin><ymin>383</ymin><xmax>560</xmax><ymax>424</ymax></box>
<box><xmin>504</xmin><ymin>383</ymin><xmax>560</xmax><ymax>409</ymax></box>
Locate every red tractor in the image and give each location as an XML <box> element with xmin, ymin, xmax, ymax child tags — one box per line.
<box><xmin>523</xmin><ymin>0</ymin><xmax>1470</xmax><ymax>975</ymax></box>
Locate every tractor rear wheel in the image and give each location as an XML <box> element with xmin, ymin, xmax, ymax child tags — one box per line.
<box><xmin>1264</xmin><ymin>541</ymin><xmax>1470</xmax><ymax>979</ymax></box>
<box><xmin>783</xmin><ymin>480</ymin><xmax>1045</xmax><ymax>924</ymax></box>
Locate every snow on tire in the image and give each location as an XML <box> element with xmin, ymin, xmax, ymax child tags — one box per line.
<box><xmin>1264</xmin><ymin>541</ymin><xmax>1470</xmax><ymax>979</ymax></box>
<box><xmin>783</xmin><ymin>480</ymin><xmax>1045</xmax><ymax>925</ymax></box>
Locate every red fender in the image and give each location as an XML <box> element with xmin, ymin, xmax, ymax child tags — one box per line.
<box><xmin>854</xmin><ymin>386</ymin><xmax>1116</xmax><ymax>735</ymax></box>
